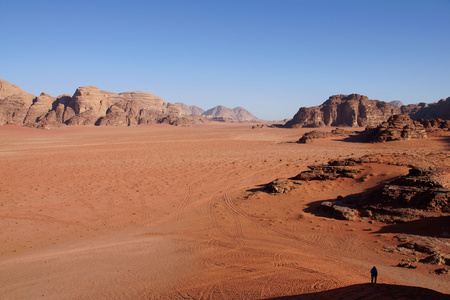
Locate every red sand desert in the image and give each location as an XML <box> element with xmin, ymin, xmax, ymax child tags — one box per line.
<box><xmin>0</xmin><ymin>124</ymin><xmax>449</xmax><ymax>299</ymax></box>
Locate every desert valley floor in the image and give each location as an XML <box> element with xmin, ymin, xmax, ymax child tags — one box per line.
<box><xmin>0</xmin><ymin>124</ymin><xmax>449</xmax><ymax>299</ymax></box>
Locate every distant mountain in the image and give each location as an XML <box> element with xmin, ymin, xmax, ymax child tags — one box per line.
<box><xmin>201</xmin><ymin>105</ymin><xmax>260</xmax><ymax>122</ymax></box>
<box><xmin>390</xmin><ymin>100</ymin><xmax>403</xmax><ymax>107</ymax></box>
<box><xmin>176</xmin><ymin>102</ymin><xmax>205</xmax><ymax>115</ymax></box>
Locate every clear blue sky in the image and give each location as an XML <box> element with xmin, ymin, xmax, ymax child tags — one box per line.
<box><xmin>1</xmin><ymin>0</ymin><xmax>449</xmax><ymax>120</ymax></box>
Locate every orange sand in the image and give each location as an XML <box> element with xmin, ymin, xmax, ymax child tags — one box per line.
<box><xmin>0</xmin><ymin>124</ymin><xmax>448</xmax><ymax>299</ymax></box>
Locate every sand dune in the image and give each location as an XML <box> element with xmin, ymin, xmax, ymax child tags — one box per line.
<box><xmin>0</xmin><ymin>124</ymin><xmax>448</xmax><ymax>299</ymax></box>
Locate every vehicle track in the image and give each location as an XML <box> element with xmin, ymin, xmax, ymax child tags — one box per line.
<box><xmin>79</xmin><ymin>199</ymin><xmax>109</xmax><ymax>229</ymax></box>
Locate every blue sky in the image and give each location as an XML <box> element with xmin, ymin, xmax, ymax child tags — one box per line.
<box><xmin>1</xmin><ymin>0</ymin><xmax>449</xmax><ymax>120</ymax></box>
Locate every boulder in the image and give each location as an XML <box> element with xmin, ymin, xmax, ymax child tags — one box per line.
<box><xmin>433</xmin><ymin>267</ymin><xmax>449</xmax><ymax>275</ymax></box>
<box><xmin>320</xmin><ymin>201</ymin><xmax>359</xmax><ymax>221</ymax></box>
<box><xmin>397</xmin><ymin>258</ymin><xmax>418</xmax><ymax>268</ymax></box>
<box><xmin>420</xmin><ymin>253</ymin><xmax>445</xmax><ymax>265</ymax></box>
<box><xmin>266</xmin><ymin>178</ymin><xmax>291</xmax><ymax>194</ymax></box>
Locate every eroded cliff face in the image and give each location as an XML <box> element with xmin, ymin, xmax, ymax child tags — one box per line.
<box><xmin>0</xmin><ymin>79</ymin><xmax>36</xmax><ymax>125</ymax></box>
<box><xmin>409</xmin><ymin>97</ymin><xmax>450</xmax><ymax>120</ymax></box>
<box><xmin>0</xmin><ymin>79</ymin><xmax>185</xmax><ymax>128</ymax></box>
<box><xmin>285</xmin><ymin>94</ymin><xmax>402</xmax><ymax>128</ymax></box>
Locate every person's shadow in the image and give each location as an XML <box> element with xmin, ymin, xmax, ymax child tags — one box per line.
<box><xmin>265</xmin><ymin>283</ymin><xmax>449</xmax><ymax>300</ymax></box>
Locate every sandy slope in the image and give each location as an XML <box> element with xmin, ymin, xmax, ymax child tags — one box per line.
<box><xmin>0</xmin><ymin>124</ymin><xmax>448</xmax><ymax>299</ymax></box>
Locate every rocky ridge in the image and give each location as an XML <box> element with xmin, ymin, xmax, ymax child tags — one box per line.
<box><xmin>298</xmin><ymin>114</ymin><xmax>440</xmax><ymax>143</ymax></box>
<box><xmin>285</xmin><ymin>94</ymin><xmax>450</xmax><ymax>128</ymax></box>
<box><xmin>0</xmin><ymin>79</ymin><xmax>260</xmax><ymax>127</ymax></box>
<box><xmin>255</xmin><ymin>156</ymin><xmax>450</xmax><ymax>275</ymax></box>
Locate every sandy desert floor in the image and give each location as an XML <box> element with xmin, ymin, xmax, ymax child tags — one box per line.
<box><xmin>0</xmin><ymin>123</ymin><xmax>449</xmax><ymax>299</ymax></box>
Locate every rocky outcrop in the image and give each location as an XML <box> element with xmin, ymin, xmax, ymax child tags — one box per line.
<box><xmin>410</xmin><ymin>97</ymin><xmax>450</xmax><ymax>120</ymax></box>
<box><xmin>285</xmin><ymin>94</ymin><xmax>450</xmax><ymax>128</ymax></box>
<box><xmin>176</xmin><ymin>102</ymin><xmax>205</xmax><ymax>116</ymax></box>
<box><xmin>418</xmin><ymin>118</ymin><xmax>450</xmax><ymax>130</ymax></box>
<box><xmin>96</xmin><ymin>91</ymin><xmax>183</xmax><ymax>126</ymax></box>
<box><xmin>285</xmin><ymin>94</ymin><xmax>401</xmax><ymax>128</ymax></box>
<box><xmin>323</xmin><ymin>166</ymin><xmax>450</xmax><ymax>223</ymax></box>
<box><xmin>364</xmin><ymin>114</ymin><xmax>427</xmax><ymax>142</ymax></box>
<box><xmin>292</xmin><ymin>163</ymin><xmax>362</xmax><ymax>181</ymax></box>
<box><xmin>298</xmin><ymin>128</ymin><xmax>356</xmax><ymax>143</ymax></box>
<box><xmin>298</xmin><ymin>115</ymin><xmax>447</xmax><ymax>144</ymax></box>
<box><xmin>0</xmin><ymin>79</ymin><xmax>36</xmax><ymax>125</ymax></box>
<box><xmin>320</xmin><ymin>201</ymin><xmax>359</xmax><ymax>221</ymax></box>
<box><xmin>63</xmin><ymin>86</ymin><xmax>112</xmax><ymax>125</ymax></box>
<box><xmin>202</xmin><ymin>105</ymin><xmax>260</xmax><ymax>122</ymax></box>
<box><xmin>0</xmin><ymin>79</ymin><xmax>263</xmax><ymax>127</ymax></box>
<box><xmin>364</xmin><ymin>166</ymin><xmax>450</xmax><ymax>214</ymax></box>
<box><xmin>23</xmin><ymin>93</ymin><xmax>56</xmax><ymax>125</ymax></box>
<box><xmin>266</xmin><ymin>178</ymin><xmax>292</xmax><ymax>194</ymax></box>
<box><xmin>0</xmin><ymin>79</ymin><xmax>190</xmax><ymax>127</ymax></box>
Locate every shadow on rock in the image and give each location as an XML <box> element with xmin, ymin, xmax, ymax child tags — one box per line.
<box><xmin>377</xmin><ymin>216</ymin><xmax>450</xmax><ymax>238</ymax></box>
<box><xmin>265</xmin><ymin>283</ymin><xmax>449</xmax><ymax>300</ymax></box>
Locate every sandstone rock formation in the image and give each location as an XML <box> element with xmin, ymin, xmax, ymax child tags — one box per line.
<box><xmin>410</xmin><ymin>97</ymin><xmax>450</xmax><ymax>120</ymax></box>
<box><xmin>23</xmin><ymin>93</ymin><xmax>56</xmax><ymax>126</ymax></box>
<box><xmin>324</xmin><ymin>165</ymin><xmax>450</xmax><ymax>223</ymax></box>
<box><xmin>298</xmin><ymin>128</ymin><xmax>356</xmax><ymax>143</ymax></box>
<box><xmin>202</xmin><ymin>105</ymin><xmax>260</xmax><ymax>122</ymax></box>
<box><xmin>363</xmin><ymin>166</ymin><xmax>450</xmax><ymax>215</ymax></box>
<box><xmin>0</xmin><ymin>79</ymin><xmax>263</xmax><ymax>127</ymax></box>
<box><xmin>364</xmin><ymin>114</ymin><xmax>428</xmax><ymax>142</ymax></box>
<box><xmin>285</xmin><ymin>94</ymin><xmax>401</xmax><ymax>128</ymax></box>
<box><xmin>0</xmin><ymin>79</ymin><xmax>194</xmax><ymax>127</ymax></box>
<box><xmin>266</xmin><ymin>178</ymin><xmax>292</xmax><ymax>194</ymax></box>
<box><xmin>96</xmin><ymin>91</ymin><xmax>183</xmax><ymax>126</ymax></box>
<box><xmin>291</xmin><ymin>163</ymin><xmax>362</xmax><ymax>181</ymax></box>
<box><xmin>0</xmin><ymin>79</ymin><xmax>36</xmax><ymax>125</ymax></box>
<box><xmin>285</xmin><ymin>94</ymin><xmax>450</xmax><ymax>128</ymax></box>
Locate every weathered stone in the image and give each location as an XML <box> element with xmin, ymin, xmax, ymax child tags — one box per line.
<box><xmin>410</xmin><ymin>97</ymin><xmax>450</xmax><ymax>120</ymax></box>
<box><xmin>297</xmin><ymin>128</ymin><xmax>357</xmax><ymax>143</ymax></box>
<box><xmin>399</xmin><ymin>240</ymin><xmax>438</xmax><ymax>254</ymax></box>
<box><xmin>24</xmin><ymin>92</ymin><xmax>56</xmax><ymax>126</ymax></box>
<box><xmin>293</xmin><ymin>164</ymin><xmax>361</xmax><ymax>181</ymax></box>
<box><xmin>320</xmin><ymin>201</ymin><xmax>359</xmax><ymax>221</ymax></box>
<box><xmin>266</xmin><ymin>178</ymin><xmax>291</xmax><ymax>194</ymax></box>
<box><xmin>397</xmin><ymin>258</ymin><xmax>418</xmax><ymax>268</ymax></box>
<box><xmin>0</xmin><ymin>79</ymin><xmax>36</xmax><ymax>125</ymax></box>
<box><xmin>433</xmin><ymin>267</ymin><xmax>449</xmax><ymax>275</ymax></box>
<box><xmin>366</xmin><ymin>114</ymin><xmax>427</xmax><ymax>142</ymax></box>
<box><xmin>420</xmin><ymin>253</ymin><xmax>445</xmax><ymax>265</ymax></box>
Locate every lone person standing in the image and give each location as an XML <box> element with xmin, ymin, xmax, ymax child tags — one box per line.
<box><xmin>370</xmin><ymin>266</ymin><xmax>378</xmax><ymax>284</ymax></box>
